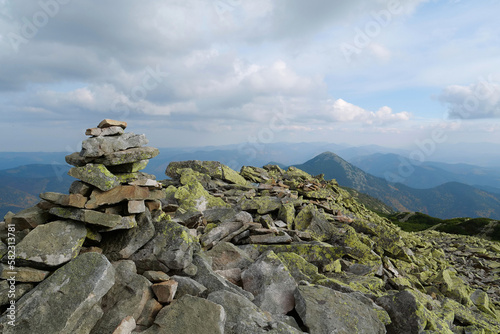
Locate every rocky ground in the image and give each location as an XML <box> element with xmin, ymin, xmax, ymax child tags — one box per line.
<box><xmin>0</xmin><ymin>120</ymin><xmax>499</xmax><ymax>333</ymax></box>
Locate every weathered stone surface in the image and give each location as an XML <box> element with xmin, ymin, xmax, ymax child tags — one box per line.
<box><xmin>130</xmin><ymin>218</ymin><xmax>198</xmax><ymax>272</ymax></box>
<box><xmin>69</xmin><ymin>180</ymin><xmax>93</xmax><ymax>196</ymax></box>
<box><xmin>98</xmin><ymin>119</ymin><xmax>127</xmax><ymax>129</ymax></box>
<box><xmin>93</xmin><ymin>147</ymin><xmax>160</xmax><ymax>166</ymax></box>
<box><xmin>143</xmin><ymin>270</ymin><xmax>170</xmax><ymax>282</ymax></box>
<box><xmin>128</xmin><ymin>200</ymin><xmax>145</xmax><ymax>214</ymax></box>
<box><xmin>40</xmin><ymin>192</ymin><xmax>87</xmax><ymax>208</ymax></box>
<box><xmin>141</xmin><ymin>295</ymin><xmax>226</xmax><ymax>334</ymax></box>
<box><xmin>108</xmin><ymin>160</ymin><xmax>149</xmax><ymax>173</ymax></box>
<box><xmin>249</xmin><ymin>232</ymin><xmax>293</xmax><ymax>244</ymax></box>
<box><xmin>0</xmin><ymin>264</ymin><xmax>50</xmax><ymax>282</ymax></box>
<box><xmin>136</xmin><ymin>298</ymin><xmax>163</xmax><ymax>328</ymax></box>
<box><xmin>207</xmin><ymin>290</ymin><xmax>303</xmax><ymax>334</ymax></box>
<box><xmin>240</xmin><ymin>166</ymin><xmax>271</xmax><ymax>183</ymax></box>
<box><xmin>241</xmin><ymin>250</ymin><xmax>296</xmax><ymax>315</ymax></box>
<box><xmin>81</xmin><ymin>132</ymin><xmax>148</xmax><ymax>158</ymax></box>
<box><xmin>86</xmin><ymin>125</ymin><xmax>124</xmax><ymax>137</ymax></box>
<box><xmin>11</xmin><ymin>206</ymin><xmax>50</xmax><ymax>230</ymax></box>
<box><xmin>102</xmin><ymin>209</ymin><xmax>155</xmax><ymax>260</ymax></box>
<box><xmin>112</xmin><ymin>316</ymin><xmax>136</xmax><ymax>334</ymax></box>
<box><xmin>170</xmin><ymin>275</ymin><xmax>207</xmax><ymax>298</ymax></box>
<box><xmin>100</xmin><ymin>215</ymin><xmax>138</xmax><ymax>232</ymax></box>
<box><xmin>152</xmin><ymin>280</ymin><xmax>178</xmax><ymax>303</ymax></box>
<box><xmin>90</xmin><ymin>260</ymin><xmax>152</xmax><ymax>334</ymax></box>
<box><xmin>278</xmin><ymin>202</ymin><xmax>295</xmax><ymax>229</ymax></box>
<box><xmin>85</xmin><ymin>185</ymin><xmax>152</xmax><ymax>209</ymax></box>
<box><xmin>206</xmin><ymin>241</ymin><xmax>254</xmax><ymax>271</ymax></box>
<box><xmin>200</xmin><ymin>221</ymin><xmax>244</xmax><ymax>249</ymax></box>
<box><xmin>0</xmin><ymin>252</ymin><xmax>115</xmax><ymax>334</ymax></box>
<box><xmin>166</xmin><ymin>160</ymin><xmax>248</xmax><ymax>186</ymax></box>
<box><xmin>65</xmin><ymin>151</ymin><xmax>87</xmax><ymax>167</ymax></box>
<box><xmin>49</xmin><ymin>207</ymin><xmax>122</xmax><ymax>228</ymax></box>
<box><xmin>14</xmin><ymin>220</ymin><xmax>86</xmax><ymax>268</ymax></box>
<box><xmin>239</xmin><ymin>197</ymin><xmax>282</xmax><ymax>214</ymax></box>
<box><xmin>68</xmin><ymin>164</ymin><xmax>120</xmax><ymax>191</ymax></box>
<box><xmin>295</xmin><ymin>285</ymin><xmax>386</xmax><ymax>334</ymax></box>
<box><xmin>193</xmin><ymin>253</ymin><xmax>254</xmax><ymax>300</ymax></box>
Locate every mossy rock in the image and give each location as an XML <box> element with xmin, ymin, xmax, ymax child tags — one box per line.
<box><xmin>239</xmin><ymin>196</ymin><xmax>282</xmax><ymax>214</ymax></box>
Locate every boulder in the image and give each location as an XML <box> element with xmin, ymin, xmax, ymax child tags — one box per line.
<box><xmin>152</xmin><ymin>280</ymin><xmax>178</xmax><ymax>303</ymax></box>
<box><xmin>0</xmin><ymin>252</ymin><xmax>115</xmax><ymax>334</ymax></box>
<box><xmin>241</xmin><ymin>251</ymin><xmax>297</xmax><ymax>315</ymax></box>
<box><xmin>206</xmin><ymin>241</ymin><xmax>254</xmax><ymax>271</ymax></box>
<box><xmin>102</xmin><ymin>209</ymin><xmax>155</xmax><ymax>260</ymax></box>
<box><xmin>170</xmin><ymin>275</ymin><xmax>207</xmax><ymax>298</ymax></box>
<box><xmin>141</xmin><ymin>295</ymin><xmax>226</xmax><ymax>334</ymax></box>
<box><xmin>166</xmin><ymin>160</ymin><xmax>248</xmax><ymax>186</ymax></box>
<box><xmin>295</xmin><ymin>285</ymin><xmax>386</xmax><ymax>334</ymax></box>
<box><xmin>14</xmin><ymin>220</ymin><xmax>87</xmax><ymax>268</ymax></box>
<box><xmin>68</xmin><ymin>164</ymin><xmax>120</xmax><ymax>191</ymax></box>
<box><xmin>90</xmin><ymin>260</ymin><xmax>152</xmax><ymax>334</ymax></box>
<box><xmin>98</xmin><ymin>119</ymin><xmax>127</xmax><ymax>129</ymax></box>
<box><xmin>207</xmin><ymin>290</ymin><xmax>304</xmax><ymax>334</ymax></box>
<box><xmin>11</xmin><ymin>206</ymin><xmax>50</xmax><ymax>230</ymax></box>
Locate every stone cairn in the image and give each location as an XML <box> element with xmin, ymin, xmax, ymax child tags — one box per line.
<box><xmin>0</xmin><ymin>120</ymin><xmax>500</xmax><ymax>333</ymax></box>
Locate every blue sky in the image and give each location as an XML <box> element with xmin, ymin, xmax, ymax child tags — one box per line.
<box><xmin>0</xmin><ymin>0</ymin><xmax>499</xmax><ymax>152</ymax></box>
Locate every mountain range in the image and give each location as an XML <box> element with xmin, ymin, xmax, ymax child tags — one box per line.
<box><xmin>294</xmin><ymin>152</ymin><xmax>500</xmax><ymax>219</ymax></box>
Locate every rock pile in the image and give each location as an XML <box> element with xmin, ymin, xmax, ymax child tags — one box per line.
<box><xmin>0</xmin><ymin>120</ymin><xmax>499</xmax><ymax>333</ymax></box>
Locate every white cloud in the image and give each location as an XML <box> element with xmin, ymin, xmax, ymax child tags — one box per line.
<box><xmin>327</xmin><ymin>99</ymin><xmax>411</xmax><ymax>124</ymax></box>
<box><xmin>438</xmin><ymin>79</ymin><xmax>500</xmax><ymax>119</ymax></box>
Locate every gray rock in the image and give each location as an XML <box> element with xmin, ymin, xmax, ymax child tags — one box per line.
<box><xmin>102</xmin><ymin>209</ymin><xmax>155</xmax><ymax>261</ymax></box>
<box><xmin>241</xmin><ymin>250</ymin><xmax>297</xmax><ymax>315</ymax></box>
<box><xmin>85</xmin><ymin>125</ymin><xmax>124</xmax><ymax>137</ymax></box>
<box><xmin>249</xmin><ymin>232</ymin><xmax>293</xmax><ymax>244</ymax></box>
<box><xmin>170</xmin><ymin>275</ymin><xmax>207</xmax><ymax>298</ymax></box>
<box><xmin>49</xmin><ymin>207</ymin><xmax>122</xmax><ymax>228</ymax></box>
<box><xmin>0</xmin><ymin>280</ymin><xmax>34</xmax><ymax>306</ymax></box>
<box><xmin>205</xmin><ymin>241</ymin><xmax>254</xmax><ymax>271</ymax></box>
<box><xmin>14</xmin><ymin>220</ymin><xmax>87</xmax><ymax>268</ymax></box>
<box><xmin>69</xmin><ymin>180</ymin><xmax>93</xmax><ymax>196</ymax></box>
<box><xmin>90</xmin><ymin>260</ymin><xmax>152</xmax><ymax>334</ymax></box>
<box><xmin>295</xmin><ymin>285</ymin><xmax>386</xmax><ymax>334</ymax></box>
<box><xmin>207</xmin><ymin>290</ymin><xmax>304</xmax><ymax>334</ymax></box>
<box><xmin>11</xmin><ymin>206</ymin><xmax>50</xmax><ymax>230</ymax></box>
<box><xmin>143</xmin><ymin>270</ymin><xmax>170</xmax><ymax>283</ymax></box>
<box><xmin>68</xmin><ymin>164</ymin><xmax>120</xmax><ymax>191</ymax></box>
<box><xmin>40</xmin><ymin>191</ymin><xmax>88</xmax><ymax>208</ymax></box>
<box><xmin>130</xmin><ymin>219</ymin><xmax>198</xmax><ymax>272</ymax></box>
<box><xmin>200</xmin><ymin>221</ymin><xmax>244</xmax><ymax>249</ymax></box>
<box><xmin>141</xmin><ymin>295</ymin><xmax>226</xmax><ymax>334</ymax></box>
<box><xmin>166</xmin><ymin>160</ymin><xmax>248</xmax><ymax>186</ymax></box>
<box><xmin>193</xmin><ymin>253</ymin><xmax>254</xmax><ymax>300</ymax></box>
<box><xmin>81</xmin><ymin>132</ymin><xmax>148</xmax><ymax>158</ymax></box>
<box><xmin>0</xmin><ymin>252</ymin><xmax>115</xmax><ymax>334</ymax></box>
<box><xmin>93</xmin><ymin>147</ymin><xmax>160</xmax><ymax>166</ymax></box>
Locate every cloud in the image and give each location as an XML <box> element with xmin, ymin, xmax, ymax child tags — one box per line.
<box><xmin>438</xmin><ymin>79</ymin><xmax>500</xmax><ymax>119</ymax></box>
<box><xmin>326</xmin><ymin>99</ymin><xmax>411</xmax><ymax>124</ymax></box>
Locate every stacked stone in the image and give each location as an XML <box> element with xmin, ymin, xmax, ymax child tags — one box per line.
<box><xmin>37</xmin><ymin>119</ymin><xmax>164</xmax><ymax>232</ymax></box>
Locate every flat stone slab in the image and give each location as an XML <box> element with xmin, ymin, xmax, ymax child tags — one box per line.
<box><xmin>14</xmin><ymin>220</ymin><xmax>87</xmax><ymax>268</ymax></box>
<box><xmin>0</xmin><ymin>264</ymin><xmax>50</xmax><ymax>282</ymax></box>
<box><xmin>49</xmin><ymin>207</ymin><xmax>122</xmax><ymax>228</ymax></box>
<box><xmin>92</xmin><ymin>147</ymin><xmax>160</xmax><ymax>166</ymax></box>
<box><xmin>108</xmin><ymin>160</ymin><xmax>149</xmax><ymax>173</ymax></box>
<box><xmin>40</xmin><ymin>192</ymin><xmax>87</xmax><ymax>208</ymax></box>
<box><xmin>68</xmin><ymin>164</ymin><xmax>120</xmax><ymax>191</ymax></box>
<box><xmin>98</xmin><ymin>119</ymin><xmax>127</xmax><ymax>129</ymax></box>
<box><xmin>80</xmin><ymin>132</ymin><xmax>148</xmax><ymax>158</ymax></box>
<box><xmin>86</xmin><ymin>126</ymin><xmax>124</xmax><ymax>137</ymax></box>
<box><xmin>85</xmin><ymin>185</ymin><xmax>153</xmax><ymax>209</ymax></box>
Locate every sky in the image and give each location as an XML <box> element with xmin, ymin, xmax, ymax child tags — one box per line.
<box><xmin>0</xmin><ymin>0</ymin><xmax>500</xmax><ymax>153</ymax></box>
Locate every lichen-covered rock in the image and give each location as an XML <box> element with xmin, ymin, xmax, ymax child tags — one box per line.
<box><xmin>241</xmin><ymin>251</ymin><xmax>297</xmax><ymax>315</ymax></box>
<box><xmin>278</xmin><ymin>202</ymin><xmax>295</xmax><ymax>229</ymax></box>
<box><xmin>0</xmin><ymin>252</ymin><xmax>115</xmax><ymax>334</ymax></box>
<box><xmin>14</xmin><ymin>220</ymin><xmax>86</xmax><ymax>268</ymax></box>
<box><xmin>68</xmin><ymin>163</ymin><xmax>120</xmax><ymax>191</ymax></box>
<box><xmin>90</xmin><ymin>260</ymin><xmax>152</xmax><ymax>334</ymax></box>
<box><xmin>295</xmin><ymin>284</ymin><xmax>386</xmax><ymax>334</ymax></box>
<box><xmin>239</xmin><ymin>197</ymin><xmax>282</xmax><ymax>214</ymax></box>
<box><xmin>141</xmin><ymin>295</ymin><xmax>226</xmax><ymax>334</ymax></box>
<box><xmin>130</xmin><ymin>216</ymin><xmax>198</xmax><ymax>272</ymax></box>
<box><xmin>11</xmin><ymin>205</ymin><xmax>50</xmax><ymax>230</ymax></box>
<box><xmin>166</xmin><ymin>160</ymin><xmax>248</xmax><ymax>186</ymax></box>
<box><xmin>239</xmin><ymin>166</ymin><xmax>271</xmax><ymax>183</ymax></box>
<box><xmin>102</xmin><ymin>209</ymin><xmax>155</xmax><ymax>260</ymax></box>
<box><xmin>206</xmin><ymin>241</ymin><xmax>254</xmax><ymax>271</ymax></box>
<box><xmin>200</xmin><ymin>221</ymin><xmax>244</xmax><ymax>249</ymax></box>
